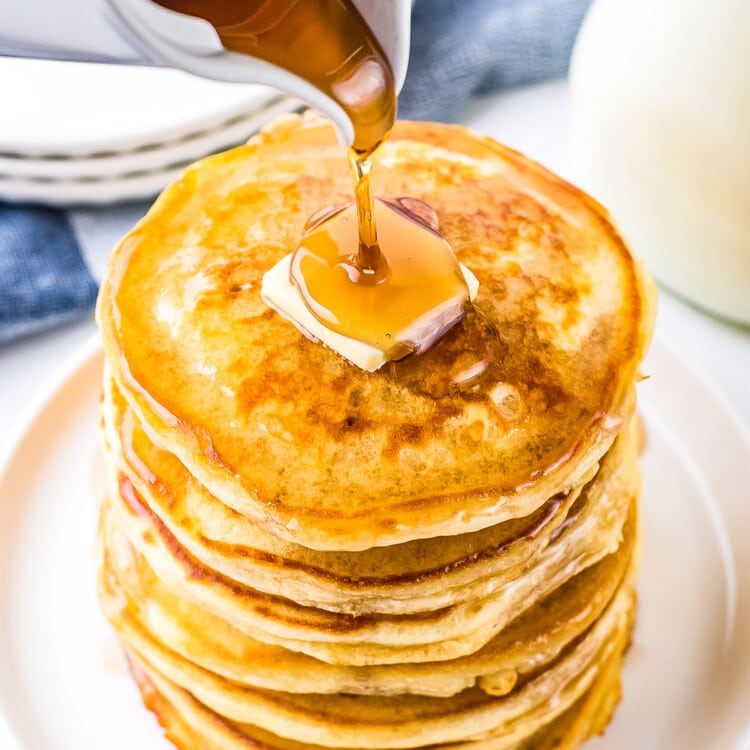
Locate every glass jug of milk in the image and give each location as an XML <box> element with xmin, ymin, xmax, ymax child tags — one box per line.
<box><xmin>569</xmin><ymin>0</ymin><xmax>750</xmax><ymax>324</ymax></box>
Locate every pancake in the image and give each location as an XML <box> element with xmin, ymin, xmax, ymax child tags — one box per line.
<box><xmin>129</xmin><ymin>655</ymin><xmax>630</xmax><ymax>750</ymax></box>
<box><xmin>95</xmin><ymin>113</ymin><xmax>656</xmax><ymax>750</ymax></box>
<box><xmin>119</xmin><ymin>591</ymin><xmax>633</xmax><ymax>750</ymax></box>
<box><xmin>123</xmin><ymin>594</ymin><xmax>633</xmax><ymax>750</ymax></box>
<box><xmin>97</xmin><ymin>493</ymin><xmax>636</xmax><ymax>698</ymax></box>
<box><xmin>131</xmin><ymin>657</ymin><xmax>629</xmax><ymax>750</ymax></box>
<box><xmin>119</xmin><ymin>590</ymin><xmax>633</xmax><ymax>749</ymax></box>
<box><xmin>96</xmin><ymin>112</ymin><xmax>656</xmax><ymax>551</ymax></box>
<box><xmin>101</xmin><ymin>466</ymin><xmax>637</xmax><ymax>664</ymax></box>
<box><xmin>102</xmin><ymin>371</ymin><xmax>641</xmax><ymax>618</ymax></box>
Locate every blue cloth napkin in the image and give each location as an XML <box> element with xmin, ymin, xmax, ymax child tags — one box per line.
<box><xmin>0</xmin><ymin>0</ymin><xmax>591</xmax><ymax>346</ymax></box>
<box><xmin>0</xmin><ymin>204</ymin><xmax>98</xmax><ymax>345</ymax></box>
<box><xmin>400</xmin><ymin>0</ymin><xmax>592</xmax><ymax>122</ymax></box>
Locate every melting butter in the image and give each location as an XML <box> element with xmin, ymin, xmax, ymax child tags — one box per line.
<box><xmin>262</xmin><ymin>255</ymin><xmax>479</xmax><ymax>372</ymax></box>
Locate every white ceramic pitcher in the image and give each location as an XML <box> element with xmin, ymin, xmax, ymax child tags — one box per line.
<box><xmin>0</xmin><ymin>0</ymin><xmax>412</xmax><ymax>150</ymax></box>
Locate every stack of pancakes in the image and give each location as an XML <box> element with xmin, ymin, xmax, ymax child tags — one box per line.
<box><xmin>96</xmin><ymin>114</ymin><xmax>656</xmax><ymax>750</ymax></box>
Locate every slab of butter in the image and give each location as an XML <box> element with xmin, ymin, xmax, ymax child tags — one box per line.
<box><xmin>261</xmin><ymin>254</ymin><xmax>479</xmax><ymax>372</ymax></box>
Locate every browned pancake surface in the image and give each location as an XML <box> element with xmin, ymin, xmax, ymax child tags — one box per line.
<box><xmin>97</xmin><ymin>114</ymin><xmax>654</xmax><ymax>549</ymax></box>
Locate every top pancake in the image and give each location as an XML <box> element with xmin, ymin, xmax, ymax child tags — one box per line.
<box><xmin>97</xmin><ymin>113</ymin><xmax>655</xmax><ymax>551</ymax></box>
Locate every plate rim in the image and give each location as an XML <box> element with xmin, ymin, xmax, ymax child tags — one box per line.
<box><xmin>0</xmin><ymin>332</ymin><xmax>101</xmax><ymax>486</ymax></box>
<box><xmin>0</xmin><ymin>96</ymin><xmax>298</xmax><ymax>181</ymax></box>
<box><xmin>0</xmin><ymin>59</ymin><xmax>279</xmax><ymax>157</ymax></box>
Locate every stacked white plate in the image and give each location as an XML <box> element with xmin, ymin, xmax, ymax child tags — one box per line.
<box><xmin>0</xmin><ymin>58</ymin><xmax>300</xmax><ymax>206</ymax></box>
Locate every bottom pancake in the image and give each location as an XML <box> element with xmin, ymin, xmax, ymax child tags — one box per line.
<box><xmin>125</xmin><ymin>605</ymin><xmax>632</xmax><ymax>750</ymax></box>
<box><xmin>98</xmin><ymin>504</ymin><xmax>637</xmax><ymax>750</ymax></box>
<box><xmin>119</xmin><ymin>590</ymin><xmax>633</xmax><ymax>748</ymax></box>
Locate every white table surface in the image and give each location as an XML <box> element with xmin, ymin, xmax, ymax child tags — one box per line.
<box><xmin>1</xmin><ymin>79</ymin><xmax>748</xmax><ymax>464</ymax></box>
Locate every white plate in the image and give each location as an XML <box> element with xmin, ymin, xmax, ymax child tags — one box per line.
<box><xmin>0</xmin><ymin>166</ymin><xmax>183</xmax><ymax>206</ymax></box>
<box><xmin>0</xmin><ymin>97</ymin><xmax>298</xmax><ymax>181</ymax></box>
<box><xmin>0</xmin><ymin>97</ymin><xmax>299</xmax><ymax>205</ymax></box>
<box><xmin>0</xmin><ymin>335</ymin><xmax>748</xmax><ymax>750</ymax></box>
<box><xmin>0</xmin><ymin>58</ymin><xmax>281</xmax><ymax>157</ymax></box>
